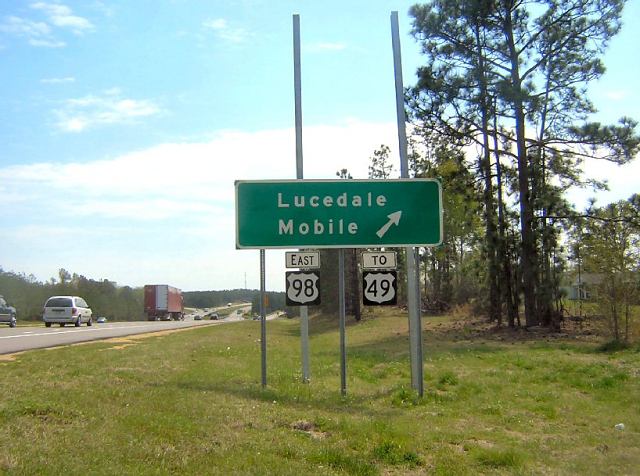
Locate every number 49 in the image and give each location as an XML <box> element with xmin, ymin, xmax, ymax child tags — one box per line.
<box><xmin>366</xmin><ymin>277</ymin><xmax>392</xmax><ymax>297</ymax></box>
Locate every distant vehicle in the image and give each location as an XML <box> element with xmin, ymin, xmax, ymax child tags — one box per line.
<box><xmin>0</xmin><ymin>295</ymin><xmax>17</xmax><ymax>328</ymax></box>
<box><xmin>227</xmin><ymin>303</ymin><xmax>232</xmax><ymax>307</ymax></box>
<box><xmin>208</xmin><ymin>312</ymin><xmax>219</xmax><ymax>320</ymax></box>
<box><xmin>43</xmin><ymin>296</ymin><xmax>93</xmax><ymax>327</ymax></box>
<box><xmin>144</xmin><ymin>284</ymin><xmax>184</xmax><ymax>321</ymax></box>
<box><xmin>194</xmin><ymin>314</ymin><xmax>202</xmax><ymax>321</ymax></box>
<box><xmin>96</xmin><ymin>317</ymin><xmax>107</xmax><ymax>324</ymax></box>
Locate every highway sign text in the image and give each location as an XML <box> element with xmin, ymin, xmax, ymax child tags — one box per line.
<box><xmin>236</xmin><ymin>179</ymin><xmax>442</xmax><ymax>248</ymax></box>
<box><xmin>362</xmin><ymin>251</ymin><xmax>397</xmax><ymax>269</ymax></box>
<box><xmin>285</xmin><ymin>251</ymin><xmax>320</xmax><ymax>269</ymax></box>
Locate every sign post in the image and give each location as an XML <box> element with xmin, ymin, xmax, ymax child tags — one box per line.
<box><xmin>392</xmin><ymin>11</ymin><xmax>423</xmax><ymax>396</ymax></box>
<box><xmin>338</xmin><ymin>249</ymin><xmax>346</xmax><ymax>396</ymax></box>
<box><xmin>259</xmin><ymin>249</ymin><xmax>266</xmax><ymax>388</ymax></box>
<box><xmin>293</xmin><ymin>14</ymin><xmax>311</xmax><ymax>384</ymax></box>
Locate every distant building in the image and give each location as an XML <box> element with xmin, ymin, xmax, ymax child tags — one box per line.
<box><xmin>565</xmin><ymin>273</ymin><xmax>604</xmax><ymax>301</ymax></box>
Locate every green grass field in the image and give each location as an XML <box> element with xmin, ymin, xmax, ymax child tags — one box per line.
<box><xmin>1</xmin><ymin>309</ymin><xmax>639</xmax><ymax>475</ymax></box>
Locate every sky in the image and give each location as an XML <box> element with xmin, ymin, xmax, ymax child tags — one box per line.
<box><xmin>0</xmin><ymin>0</ymin><xmax>639</xmax><ymax>293</ymax></box>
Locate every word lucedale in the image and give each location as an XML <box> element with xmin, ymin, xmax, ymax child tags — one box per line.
<box><xmin>277</xmin><ymin>191</ymin><xmax>387</xmax><ymax>236</ymax></box>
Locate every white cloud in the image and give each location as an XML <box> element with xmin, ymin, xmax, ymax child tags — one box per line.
<box><xmin>305</xmin><ymin>42</ymin><xmax>347</xmax><ymax>52</ymax></box>
<box><xmin>566</xmin><ymin>156</ymin><xmax>640</xmax><ymax>210</ymax></box>
<box><xmin>203</xmin><ymin>18</ymin><xmax>227</xmax><ymax>30</ymax></box>
<box><xmin>54</xmin><ymin>89</ymin><xmax>162</xmax><ymax>132</ymax></box>
<box><xmin>0</xmin><ymin>15</ymin><xmax>64</xmax><ymax>47</ymax></box>
<box><xmin>0</xmin><ymin>121</ymin><xmax>398</xmax><ymax>290</ymax></box>
<box><xmin>2</xmin><ymin>120</ymin><xmax>636</xmax><ymax>290</ymax></box>
<box><xmin>203</xmin><ymin>17</ymin><xmax>249</xmax><ymax>43</ymax></box>
<box><xmin>604</xmin><ymin>90</ymin><xmax>628</xmax><ymax>101</ymax></box>
<box><xmin>28</xmin><ymin>37</ymin><xmax>66</xmax><ymax>48</ymax></box>
<box><xmin>5</xmin><ymin>120</ymin><xmax>398</xmax><ymax>203</ymax></box>
<box><xmin>41</xmin><ymin>76</ymin><xmax>75</xmax><ymax>84</ymax></box>
<box><xmin>0</xmin><ymin>3</ymin><xmax>93</xmax><ymax>48</ymax></box>
<box><xmin>0</xmin><ymin>15</ymin><xmax>49</xmax><ymax>36</ymax></box>
<box><xmin>30</xmin><ymin>2</ymin><xmax>94</xmax><ymax>35</ymax></box>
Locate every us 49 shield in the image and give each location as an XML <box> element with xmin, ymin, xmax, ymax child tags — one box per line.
<box><xmin>363</xmin><ymin>271</ymin><xmax>397</xmax><ymax>305</ymax></box>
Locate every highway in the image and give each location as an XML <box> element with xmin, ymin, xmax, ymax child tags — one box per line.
<box><xmin>0</xmin><ymin>306</ymin><xmax>280</xmax><ymax>355</ymax></box>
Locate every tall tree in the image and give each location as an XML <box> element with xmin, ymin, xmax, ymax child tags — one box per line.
<box><xmin>368</xmin><ymin>144</ymin><xmax>395</xmax><ymax>179</ymax></box>
<box><xmin>410</xmin><ymin>137</ymin><xmax>484</xmax><ymax>310</ymax></box>
<box><xmin>409</xmin><ymin>0</ymin><xmax>638</xmax><ymax>326</ymax></box>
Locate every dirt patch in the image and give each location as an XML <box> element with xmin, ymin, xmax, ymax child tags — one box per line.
<box><xmin>291</xmin><ymin>420</ymin><xmax>329</xmax><ymax>440</ymax></box>
<box><xmin>0</xmin><ymin>353</ymin><xmax>18</xmax><ymax>362</ymax></box>
<box><xmin>99</xmin><ymin>327</ymin><xmax>201</xmax><ymax>351</ymax></box>
<box><xmin>422</xmin><ymin>312</ymin><xmax>607</xmax><ymax>344</ymax></box>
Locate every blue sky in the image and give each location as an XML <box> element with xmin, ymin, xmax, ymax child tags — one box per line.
<box><xmin>0</xmin><ymin>0</ymin><xmax>639</xmax><ymax>292</ymax></box>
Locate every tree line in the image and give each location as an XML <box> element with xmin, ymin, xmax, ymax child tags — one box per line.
<box><xmin>407</xmin><ymin>0</ymin><xmax>639</xmax><ymax>330</ymax></box>
<box><xmin>0</xmin><ymin>268</ymin><xmax>294</xmax><ymax>322</ymax></box>
<box><xmin>317</xmin><ymin>0</ymin><xmax>639</xmax><ymax>343</ymax></box>
<box><xmin>183</xmin><ymin>289</ymin><xmax>296</xmax><ymax>316</ymax></box>
<box><xmin>0</xmin><ymin>268</ymin><xmax>143</xmax><ymax>321</ymax></box>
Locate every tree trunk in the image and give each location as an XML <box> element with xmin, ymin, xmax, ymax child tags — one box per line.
<box><xmin>474</xmin><ymin>21</ymin><xmax>501</xmax><ymax>325</ymax></box>
<box><xmin>492</xmin><ymin>116</ymin><xmax>518</xmax><ymax>326</ymax></box>
<box><xmin>504</xmin><ymin>5</ymin><xmax>538</xmax><ymax>327</ymax></box>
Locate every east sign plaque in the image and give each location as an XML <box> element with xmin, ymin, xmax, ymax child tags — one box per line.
<box><xmin>235</xmin><ymin>179</ymin><xmax>442</xmax><ymax>249</ymax></box>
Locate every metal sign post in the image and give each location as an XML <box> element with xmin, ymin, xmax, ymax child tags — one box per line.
<box><xmin>260</xmin><ymin>249</ymin><xmax>267</xmax><ymax>388</ymax></box>
<box><xmin>293</xmin><ymin>14</ymin><xmax>310</xmax><ymax>383</ymax></box>
<box><xmin>338</xmin><ymin>249</ymin><xmax>347</xmax><ymax>396</ymax></box>
<box><xmin>391</xmin><ymin>11</ymin><xmax>424</xmax><ymax>397</ymax></box>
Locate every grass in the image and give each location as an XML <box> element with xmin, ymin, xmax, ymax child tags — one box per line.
<box><xmin>1</xmin><ymin>308</ymin><xmax>639</xmax><ymax>474</ymax></box>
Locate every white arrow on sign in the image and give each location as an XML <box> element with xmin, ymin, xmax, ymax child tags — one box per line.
<box><xmin>376</xmin><ymin>211</ymin><xmax>402</xmax><ymax>238</ymax></box>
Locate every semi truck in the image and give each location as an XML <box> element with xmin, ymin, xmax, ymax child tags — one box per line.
<box><xmin>144</xmin><ymin>284</ymin><xmax>184</xmax><ymax>321</ymax></box>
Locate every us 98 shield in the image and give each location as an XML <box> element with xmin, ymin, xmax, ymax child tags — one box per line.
<box><xmin>286</xmin><ymin>271</ymin><xmax>321</xmax><ymax>306</ymax></box>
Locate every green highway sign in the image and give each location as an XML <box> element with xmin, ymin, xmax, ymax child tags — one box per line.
<box><xmin>235</xmin><ymin>179</ymin><xmax>442</xmax><ymax>249</ymax></box>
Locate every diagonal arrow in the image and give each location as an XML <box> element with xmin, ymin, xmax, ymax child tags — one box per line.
<box><xmin>376</xmin><ymin>211</ymin><xmax>402</xmax><ymax>239</ymax></box>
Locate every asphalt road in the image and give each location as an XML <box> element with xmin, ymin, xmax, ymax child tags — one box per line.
<box><xmin>0</xmin><ymin>306</ymin><xmax>279</xmax><ymax>355</ymax></box>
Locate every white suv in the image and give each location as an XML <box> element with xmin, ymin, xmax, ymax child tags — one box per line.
<box><xmin>43</xmin><ymin>296</ymin><xmax>93</xmax><ymax>327</ymax></box>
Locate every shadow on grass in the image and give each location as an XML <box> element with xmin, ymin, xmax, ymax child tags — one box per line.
<box><xmin>281</xmin><ymin>311</ymin><xmax>365</xmax><ymax>337</ymax></box>
<box><xmin>168</xmin><ymin>376</ymin><xmax>403</xmax><ymax>417</ymax></box>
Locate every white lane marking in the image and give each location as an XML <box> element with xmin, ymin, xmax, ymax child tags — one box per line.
<box><xmin>0</xmin><ymin>323</ymin><xmax>197</xmax><ymax>340</ymax></box>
